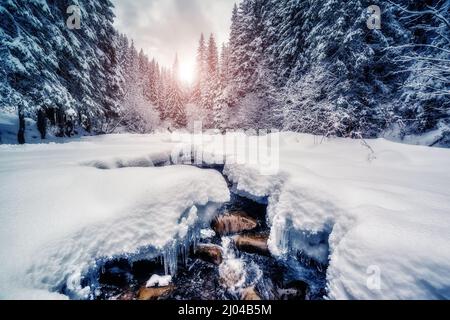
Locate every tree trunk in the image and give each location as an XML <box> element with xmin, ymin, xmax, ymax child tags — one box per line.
<box><xmin>17</xmin><ymin>109</ymin><xmax>26</xmax><ymax>144</ymax></box>
<box><xmin>37</xmin><ymin>108</ymin><xmax>47</xmax><ymax>139</ymax></box>
<box><xmin>56</xmin><ymin>108</ymin><xmax>65</xmax><ymax>137</ymax></box>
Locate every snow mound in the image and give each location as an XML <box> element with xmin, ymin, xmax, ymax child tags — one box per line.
<box><xmin>2</xmin><ymin>131</ymin><xmax>450</xmax><ymax>300</ymax></box>
<box><xmin>0</xmin><ymin>134</ymin><xmax>230</xmax><ymax>299</ymax></box>
<box><xmin>198</xmin><ymin>132</ymin><xmax>450</xmax><ymax>299</ymax></box>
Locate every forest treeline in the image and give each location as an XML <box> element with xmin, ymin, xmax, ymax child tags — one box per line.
<box><xmin>0</xmin><ymin>0</ymin><xmax>448</xmax><ymax>145</ymax></box>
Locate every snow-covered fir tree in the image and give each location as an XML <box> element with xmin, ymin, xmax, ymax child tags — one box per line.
<box><xmin>116</xmin><ymin>38</ymin><xmax>160</xmax><ymax>133</ymax></box>
<box><xmin>166</xmin><ymin>55</ymin><xmax>187</xmax><ymax>129</ymax></box>
<box><xmin>219</xmin><ymin>43</ymin><xmax>230</xmax><ymax>87</ymax></box>
<box><xmin>0</xmin><ymin>0</ymin><xmax>189</xmax><ymax>141</ymax></box>
<box><xmin>1</xmin><ymin>0</ymin><xmax>448</xmax><ymax>145</ymax></box>
<box><xmin>390</xmin><ymin>0</ymin><xmax>450</xmax><ymax>144</ymax></box>
<box><xmin>0</xmin><ymin>0</ymin><xmax>123</xmax><ymax>139</ymax></box>
<box><xmin>191</xmin><ymin>33</ymin><xmax>222</xmax><ymax>128</ymax></box>
<box><xmin>205</xmin><ymin>0</ymin><xmax>448</xmax><ymax>144</ymax></box>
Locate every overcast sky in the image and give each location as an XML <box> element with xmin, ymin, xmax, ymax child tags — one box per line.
<box><xmin>112</xmin><ymin>0</ymin><xmax>237</xmax><ymax>79</ymax></box>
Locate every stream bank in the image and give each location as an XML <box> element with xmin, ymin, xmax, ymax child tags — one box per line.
<box><xmin>80</xmin><ymin>167</ymin><xmax>328</xmax><ymax>300</ymax></box>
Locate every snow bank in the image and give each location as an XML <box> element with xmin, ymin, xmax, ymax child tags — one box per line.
<box><xmin>197</xmin><ymin>132</ymin><xmax>450</xmax><ymax>299</ymax></box>
<box><xmin>1</xmin><ymin>130</ymin><xmax>449</xmax><ymax>300</ymax></box>
<box><xmin>0</xmin><ymin>134</ymin><xmax>230</xmax><ymax>299</ymax></box>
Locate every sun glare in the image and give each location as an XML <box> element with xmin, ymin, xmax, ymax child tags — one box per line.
<box><xmin>178</xmin><ymin>60</ymin><xmax>196</xmax><ymax>84</ymax></box>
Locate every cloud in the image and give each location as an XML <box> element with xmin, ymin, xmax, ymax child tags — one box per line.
<box><xmin>112</xmin><ymin>0</ymin><xmax>236</xmax><ymax>68</ymax></box>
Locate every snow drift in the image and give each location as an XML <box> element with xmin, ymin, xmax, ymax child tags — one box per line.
<box><xmin>0</xmin><ymin>134</ymin><xmax>229</xmax><ymax>299</ymax></box>
<box><xmin>194</xmin><ymin>132</ymin><xmax>450</xmax><ymax>300</ymax></box>
<box><xmin>1</xmin><ymin>131</ymin><xmax>450</xmax><ymax>300</ymax></box>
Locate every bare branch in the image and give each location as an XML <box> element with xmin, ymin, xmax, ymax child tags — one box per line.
<box><xmin>383</xmin><ymin>44</ymin><xmax>450</xmax><ymax>55</ymax></box>
<box><xmin>388</xmin><ymin>0</ymin><xmax>450</xmax><ymax>29</ymax></box>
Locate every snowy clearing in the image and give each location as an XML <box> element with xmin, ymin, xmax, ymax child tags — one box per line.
<box><xmin>0</xmin><ymin>132</ymin><xmax>449</xmax><ymax>300</ymax></box>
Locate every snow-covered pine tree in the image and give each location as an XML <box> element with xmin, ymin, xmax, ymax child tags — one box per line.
<box><xmin>222</xmin><ymin>0</ymin><xmax>424</xmax><ymax>138</ymax></box>
<box><xmin>212</xmin><ymin>43</ymin><xmax>233</xmax><ymax>130</ymax></box>
<box><xmin>147</xmin><ymin>58</ymin><xmax>160</xmax><ymax>106</ymax></box>
<box><xmin>157</xmin><ymin>66</ymin><xmax>169</xmax><ymax>122</ymax></box>
<box><xmin>166</xmin><ymin>55</ymin><xmax>187</xmax><ymax>128</ymax></box>
<box><xmin>391</xmin><ymin>0</ymin><xmax>450</xmax><ymax>145</ymax></box>
<box><xmin>0</xmin><ymin>0</ymin><xmax>123</xmax><ymax>140</ymax></box>
<box><xmin>201</xmin><ymin>34</ymin><xmax>220</xmax><ymax>128</ymax></box>
<box><xmin>193</xmin><ymin>34</ymin><xmax>207</xmax><ymax>103</ymax></box>
<box><xmin>115</xmin><ymin>37</ymin><xmax>160</xmax><ymax>133</ymax></box>
<box><xmin>219</xmin><ymin>43</ymin><xmax>230</xmax><ymax>88</ymax></box>
<box><xmin>207</xmin><ymin>34</ymin><xmax>219</xmax><ymax>79</ymax></box>
<box><xmin>224</xmin><ymin>0</ymin><xmax>278</xmax><ymax>129</ymax></box>
<box><xmin>228</xmin><ymin>3</ymin><xmax>241</xmax><ymax>85</ymax></box>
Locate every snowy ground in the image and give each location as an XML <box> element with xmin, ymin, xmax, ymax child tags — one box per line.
<box><xmin>0</xmin><ymin>134</ymin><xmax>229</xmax><ymax>299</ymax></box>
<box><xmin>193</xmin><ymin>132</ymin><xmax>450</xmax><ymax>299</ymax></box>
<box><xmin>0</xmin><ymin>131</ymin><xmax>449</xmax><ymax>300</ymax></box>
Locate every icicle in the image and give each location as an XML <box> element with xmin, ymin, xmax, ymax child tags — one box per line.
<box><xmin>163</xmin><ymin>251</ymin><xmax>169</xmax><ymax>275</ymax></box>
<box><xmin>159</xmin><ymin>219</ymin><xmax>206</xmax><ymax>277</ymax></box>
<box><xmin>181</xmin><ymin>243</ymin><xmax>188</xmax><ymax>267</ymax></box>
<box><xmin>271</xmin><ymin>215</ymin><xmax>291</xmax><ymax>257</ymax></box>
<box><xmin>192</xmin><ymin>234</ymin><xmax>198</xmax><ymax>254</ymax></box>
<box><xmin>162</xmin><ymin>243</ymin><xmax>179</xmax><ymax>276</ymax></box>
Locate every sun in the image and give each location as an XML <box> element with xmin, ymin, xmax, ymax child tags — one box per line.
<box><xmin>178</xmin><ymin>60</ymin><xmax>196</xmax><ymax>84</ymax></box>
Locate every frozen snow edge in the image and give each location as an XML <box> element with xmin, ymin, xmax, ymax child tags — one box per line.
<box><xmin>222</xmin><ymin>162</ymin><xmax>335</xmax><ymax>264</ymax></box>
<box><xmin>0</xmin><ymin>135</ymin><xmax>230</xmax><ymax>299</ymax></box>
<box><xmin>1</xmin><ymin>132</ymin><xmax>450</xmax><ymax>300</ymax></box>
<box><xmin>6</xmin><ymin>195</ymin><xmax>227</xmax><ymax>300</ymax></box>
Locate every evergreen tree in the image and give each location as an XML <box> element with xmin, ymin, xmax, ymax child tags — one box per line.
<box><xmin>0</xmin><ymin>0</ymin><xmax>122</xmax><ymax>139</ymax></box>
<box><xmin>391</xmin><ymin>0</ymin><xmax>450</xmax><ymax>142</ymax></box>
<box><xmin>207</xmin><ymin>34</ymin><xmax>219</xmax><ymax>79</ymax></box>
<box><xmin>200</xmin><ymin>34</ymin><xmax>220</xmax><ymax>127</ymax></box>
<box><xmin>166</xmin><ymin>55</ymin><xmax>187</xmax><ymax>128</ymax></box>
<box><xmin>194</xmin><ymin>33</ymin><xmax>207</xmax><ymax>102</ymax></box>
<box><xmin>221</xmin><ymin>0</ymin><xmax>444</xmax><ymax>139</ymax></box>
<box><xmin>220</xmin><ymin>43</ymin><xmax>230</xmax><ymax>87</ymax></box>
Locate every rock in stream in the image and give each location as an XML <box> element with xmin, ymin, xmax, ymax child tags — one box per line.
<box><xmin>234</xmin><ymin>234</ymin><xmax>270</xmax><ymax>256</ymax></box>
<box><xmin>212</xmin><ymin>211</ymin><xmax>258</xmax><ymax>235</ymax></box>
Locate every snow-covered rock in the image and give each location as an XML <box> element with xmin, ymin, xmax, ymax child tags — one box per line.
<box><xmin>146</xmin><ymin>275</ymin><xmax>172</xmax><ymax>288</ymax></box>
